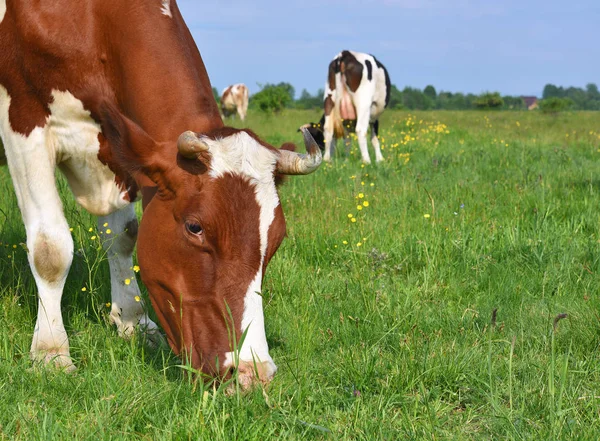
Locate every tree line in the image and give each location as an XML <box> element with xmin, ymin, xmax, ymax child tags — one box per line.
<box><xmin>213</xmin><ymin>82</ymin><xmax>600</xmax><ymax>113</ymax></box>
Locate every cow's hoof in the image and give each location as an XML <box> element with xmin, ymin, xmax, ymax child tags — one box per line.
<box><xmin>31</xmin><ymin>349</ymin><xmax>76</xmax><ymax>373</ymax></box>
<box><xmin>140</xmin><ymin>325</ymin><xmax>166</xmax><ymax>349</ymax></box>
<box><xmin>114</xmin><ymin>316</ymin><xmax>165</xmax><ymax>348</ymax></box>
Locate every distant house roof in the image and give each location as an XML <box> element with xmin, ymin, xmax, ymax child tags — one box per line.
<box><xmin>521</xmin><ymin>96</ymin><xmax>538</xmax><ymax>109</ymax></box>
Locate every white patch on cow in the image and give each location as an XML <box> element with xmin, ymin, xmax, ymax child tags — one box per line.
<box><xmin>0</xmin><ymin>0</ymin><xmax>6</xmax><ymax>23</ymax></box>
<box><xmin>48</xmin><ymin>90</ymin><xmax>130</xmax><ymax>216</ymax></box>
<box><xmin>223</xmin><ymin>269</ymin><xmax>277</xmax><ymax>377</ymax></box>
<box><xmin>160</xmin><ymin>0</ymin><xmax>172</xmax><ymax>18</ymax></box>
<box><xmin>203</xmin><ymin>131</ymin><xmax>278</xmax><ymax>375</ymax></box>
<box><xmin>202</xmin><ymin>131</ymin><xmax>277</xmax><ymax>183</ymax></box>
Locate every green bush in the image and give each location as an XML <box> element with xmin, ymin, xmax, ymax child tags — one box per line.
<box><xmin>250</xmin><ymin>84</ymin><xmax>293</xmax><ymax>114</ymax></box>
<box><xmin>502</xmin><ymin>96</ymin><xmax>526</xmax><ymax>110</ymax></box>
<box><xmin>538</xmin><ymin>97</ymin><xmax>574</xmax><ymax>114</ymax></box>
<box><xmin>473</xmin><ymin>92</ymin><xmax>504</xmax><ymax>109</ymax></box>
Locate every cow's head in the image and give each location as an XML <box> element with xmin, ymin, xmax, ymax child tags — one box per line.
<box><xmin>102</xmin><ymin>108</ymin><xmax>321</xmax><ymax>387</ymax></box>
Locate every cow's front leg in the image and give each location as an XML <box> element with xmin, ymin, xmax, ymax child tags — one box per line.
<box><xmin>28</xmin><ymin>220</ymin><xmax>75</xmax><ymax>372</ymax></box>
<box><xmin>2</xmin><ymin>128</ymin><xmax>75</xmax><ymax>371</ymax></box>
<box><xmin>97</xmin><ymin>205</ymin><xmax>161</xmax><ymax>343</ymax></box>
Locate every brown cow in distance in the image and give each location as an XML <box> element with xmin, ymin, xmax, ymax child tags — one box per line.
<box><xmin>0</xmin><ymin>0</ymin><xmax>321</xmax><ymax>388</ymax></box>
<box><xmin>221</xmin><ymin>83</ymin><xmax>249</xmax><ymax>121</ymax></box>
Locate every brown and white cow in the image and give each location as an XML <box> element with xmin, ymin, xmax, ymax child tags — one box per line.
<box><xmin>0</xmin><ymin>0</ymin><xmax>321</xmax><ymax>387</ymax></box>
<box><xmin>221</xmin><ymin>84</ymin><xmax>249</xmax><ymax>121</ymax></box>
<box><xmin>312</xmin><ymin>50</ymin><xmax>391</xmax><ymax>164</ymax></box>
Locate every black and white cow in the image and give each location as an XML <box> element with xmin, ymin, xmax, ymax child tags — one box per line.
<box><xmin>303</xmin><ymin>51</ymin><xmax>391</xmax><ymax>164</ymax></box>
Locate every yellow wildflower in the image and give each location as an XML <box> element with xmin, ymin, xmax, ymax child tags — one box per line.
<box><xmin>124</xmin><ymin>278</ymin><xmax>131</xmax><ymax>286</ymax></box>
<box><xmin>424</xmin><ymin>214</ymin><xmax>431</xmax><ymax>219</ymax></box>
<box><xmin>134</xmin><ymin>296</ymin><xmax>141</xmax><ymax>302</ymax></box>
<box><xmin>81</xmin><ymin>287</ymin><xmax>87</xmax><ymax>292</ymax></box>
<box><xmin>363</xmin><ymin>201</ymin><xmax>369</xmax><ymax>207</ymax></box>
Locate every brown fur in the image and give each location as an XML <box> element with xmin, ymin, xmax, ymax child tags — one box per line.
<box><xmin>341</xmin><ymin>60</ymin><xmax>363</xmax><ymax>92</ymax></box>
<box><xmin>33</xmin><ymin>233</ymin><xmax>68</xmax><ymax>283</ymax></box>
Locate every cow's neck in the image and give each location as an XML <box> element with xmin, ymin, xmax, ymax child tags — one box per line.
<box><xmin>106</xmin><ymin>2</ymin><xmax>223</xmax><ymax>141</ymax></box>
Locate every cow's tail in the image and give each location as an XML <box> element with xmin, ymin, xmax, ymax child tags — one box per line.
<box><xmin>331</xmin><ymin>103</ymin><xmax>344</xmax><ymax>139</ymax></box>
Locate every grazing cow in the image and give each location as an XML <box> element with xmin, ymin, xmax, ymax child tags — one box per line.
<box><xmin>307</xmin><ymin>50</ymin><xmax>391</xmax><ymax>164</ymax></box>
<box><xmin>0</xmin><ymin>0</ymin><xmax>321</xmax><ymax>388</ymax></box>
<box><xmin>221</xmin><ymin>84</ymin><xmax>249</xmax><ymax>121</ymax></box>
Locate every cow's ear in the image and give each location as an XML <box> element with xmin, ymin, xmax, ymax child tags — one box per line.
<box><xmin>98</xmin><ymin>103</ymin><xmax>175</xmax><ymax>195</ymax></box>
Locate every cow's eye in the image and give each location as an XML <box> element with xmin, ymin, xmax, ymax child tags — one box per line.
<box><xmin>185</xmin><ymin>221</ymin><xmax>203</xmax><ymax>235</ymax></box>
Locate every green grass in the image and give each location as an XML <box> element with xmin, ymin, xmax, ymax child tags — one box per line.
<box><xmin>2</xmin><ymin>110</ymin><xmax>600</xmax><ymax>439</ymax></box>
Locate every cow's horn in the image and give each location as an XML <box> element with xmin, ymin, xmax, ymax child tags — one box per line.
<box><xmin>178</xmin><ymin>131</ymin><xmax>210</xmax><ymax>158</ymax></box>
<box><xmin>276</xmin><ymin>127</ymin><xmax>322</xmax><ymax>175</ymax></box>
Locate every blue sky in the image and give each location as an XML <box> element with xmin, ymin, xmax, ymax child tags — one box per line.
<box><xmin>178</xmin><ymin>0</ymin><xmax>598</xmax><ymax>98</ymax></box>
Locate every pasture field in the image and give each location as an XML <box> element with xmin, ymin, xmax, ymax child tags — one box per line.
<box><xmin>1</xmin><ymin>110</ymin><xmax>600</xmax><ymax>440</ymax></box>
